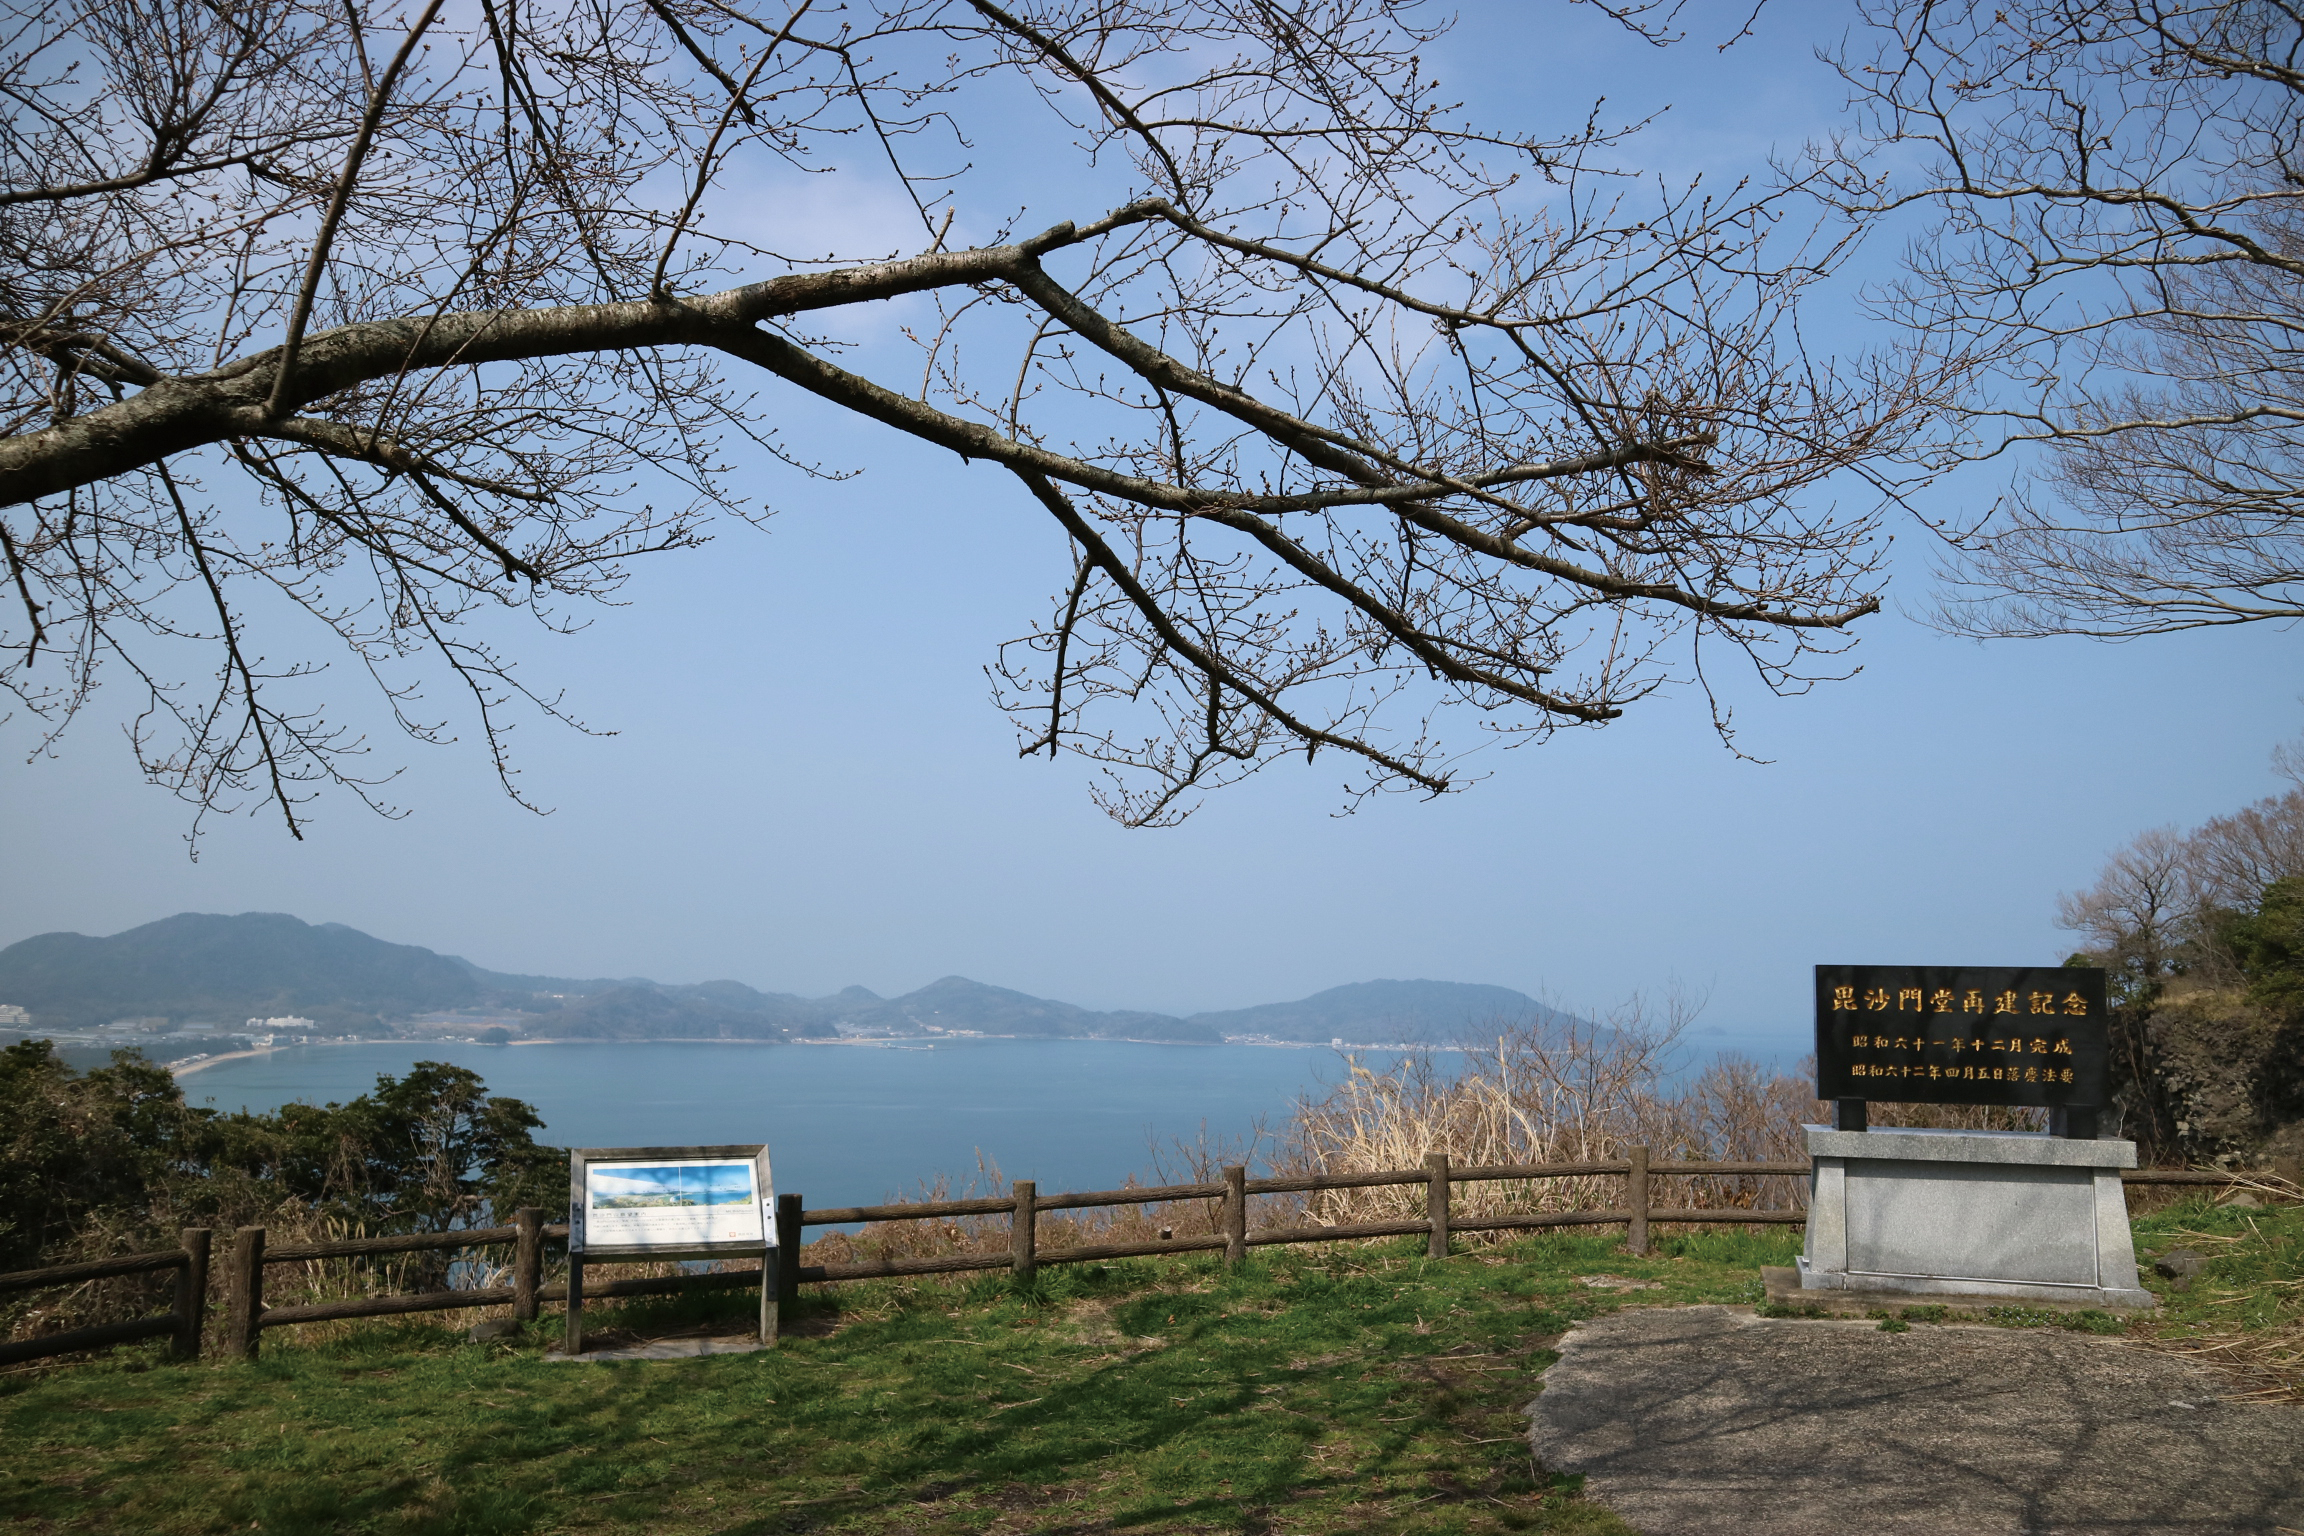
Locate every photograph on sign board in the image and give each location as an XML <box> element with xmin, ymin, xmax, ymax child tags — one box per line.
<box><xmin>584</xmin><ymin>1159</ymin><xmax>763</xmax><ymax>1248</ymax></box>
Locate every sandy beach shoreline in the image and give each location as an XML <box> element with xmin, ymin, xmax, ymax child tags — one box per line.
<box><xmin>162</xmin><ymin>1034</ymin><xmax>1438</xmax><ymax>1077</ymax></box>
<box><xmin>171</xmin><ymin>1045</ymin><xmax>281</xmax><ymax>1076</ymax></box>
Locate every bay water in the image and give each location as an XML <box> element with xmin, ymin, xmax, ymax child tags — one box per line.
<box><xmin>179</xmin><ymin>1028</ymin><xmax>1800</xmax><ymax>1211</ymax></box>
<box><xmin>180</xmin><ymin>1038</ymin><xmax>1372</xmax><ymax>1211</ymax></box>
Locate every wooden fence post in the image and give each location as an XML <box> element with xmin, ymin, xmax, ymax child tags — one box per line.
<box><xmin>1011</xmin><ymin>1181</ymin><xmax>1037</xmax><ymax>1286</ymax></box>
<box><xmin>225</xmin><ymin>1226</ymin><xmax>265</xmax><ymax>1360</ymax></box>
<box><xmin>1625</xmin><ymin>1146</ymin><xmax>1650</xmax><ymax>1257</ymax></box>
<box><xmin>776</xmin><ymin>1194</ymin><xmax>803</xmax><ymax>1311</ymax></box>
<box><xmin>512</xmin><ymin>1208</ymin><xmax>541</xmax><ymax>1322</ymax></box>
<box><xmin>1223</xmin><ymin>1166</ymin><xmax>1248</xmax><ymax>1268</ymax></box>
<box><xmin>1425</xmin><ymin>1153</ymin><xmax>1451</xmax><ymax>1259</ymax></box>
<box><xmin>173</xmin><ymin>1228</ymin><xmax>211</xmax><ymax>1361</ymax></box>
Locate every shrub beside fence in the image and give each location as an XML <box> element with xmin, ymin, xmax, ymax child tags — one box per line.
<box><xmin>1</xmin><ymin>1157</ymin><xmax>2291</xmax><ymax>1366</ymax></box>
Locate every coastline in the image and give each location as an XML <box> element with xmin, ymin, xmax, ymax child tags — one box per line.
<box><xmin>171</xmin><ymin>1045</ymin><xmax>281</xmax><ymax>1077</ymax></box>
<box><xmin>163</xmin><ymin>1034</ymin><xmax>1449</xmax><ymax>1076</ymax></box>
<box><xmin>170</xmin><ymin>1037</ymin><xmax>374</xmax><ymax>1076</ymax></box>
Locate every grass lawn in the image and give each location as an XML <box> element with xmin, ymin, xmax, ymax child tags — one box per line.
<box><xmin>1</xmin><ymin>1202</ymin><xmax>2292</xmax><ymax>1536</ymax></box>
<box><xmin>0</xmin><ymin>1229</ymin><xmax>1793</xmax><ymax>1536</ymax></box>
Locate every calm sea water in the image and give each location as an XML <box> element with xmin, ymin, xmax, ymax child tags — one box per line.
<box><xmin>178</xmin><ymin>1030</ymin><xmax>1799</xmax><ymax>1210</ymax></box>
<box><xmin>179</xmin><ymin>1039</ymin><xmax>1379</xmax><ymax>1209</ymax></box>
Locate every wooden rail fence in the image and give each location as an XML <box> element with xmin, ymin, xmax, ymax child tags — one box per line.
<box><xmin>215</xmin><ymin>1208</ymin><xmax>783</xmax><ymax>1359</ymax></box>
<box><xmin>0</xmin><ymin>1157</ymin><xmax>2289</xmax><ymax>1364</ymax></box>
<box><xmin>771</xmin><ymin>1152</ymin><xmax>1814</xmax><ymax>1300</ymax></box>
<box><xmin>0</xmin><ymin>1230</ymin><xmax>209</xmax><ymax>1366</ymax></box>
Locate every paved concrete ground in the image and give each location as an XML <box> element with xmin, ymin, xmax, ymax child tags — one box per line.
<box><xmin>1526</xmin><ymin>1306</ymin><xmax>2303</xmax><ymax>1536</ymax></box>
<box><xmin>545</xmin><ymin>1334</ymin><xmax>770</xmax><ymax>1362</ymax></box>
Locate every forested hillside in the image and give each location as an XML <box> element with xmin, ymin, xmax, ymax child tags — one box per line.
<box><xmin>0</xmin><ymin>913</ymin><xmax>1559</xmax><ymax>1045</ymax></box>
<box><xmin>0</xmin><ymin>913</ymin><xmax>480</xmax><ymax>1029</ymax></box>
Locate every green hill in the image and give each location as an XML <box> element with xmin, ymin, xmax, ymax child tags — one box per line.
<box><xmin>0</xmin><ymin>912</ymin><xmax>479</xmax><ymax>1029</ymax></box>
<box><xmin>0</xmin><ymin>914</ymin><xmax>1561</xmax><ymax>1046</ymax></box>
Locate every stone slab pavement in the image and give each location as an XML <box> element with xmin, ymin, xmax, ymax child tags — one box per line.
<box><xmin>1526</xmin><ymin>1305</ymin><xmax>2303</xmax><ymax>1536</ymax></box>
<box><xmin>544</xmin><ymin>1335</ymin><xmax>769</xmax><ymax>1363</ymax></box>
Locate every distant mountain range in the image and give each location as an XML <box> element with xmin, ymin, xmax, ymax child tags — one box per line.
<box><xmin>0</xmin><ymin>912</ymin><xmax>1570</xmax><ymax>1046</ymax></box>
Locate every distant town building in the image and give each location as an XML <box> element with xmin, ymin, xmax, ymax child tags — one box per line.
<box><xmin>0</xmin><ymin>1003</ymin><xmax>29</xmax><ymax>1027</ymax></box>
<box><xmin>247</xmin><ymin>1015</ymin><xmax>317</xmax><ymax>1032</ymax></box>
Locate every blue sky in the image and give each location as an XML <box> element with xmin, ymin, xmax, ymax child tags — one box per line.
<box><xmin>3</xmin><ymin>1</ymin><xmax>2295</xmax><ymax>1053</ymax></box>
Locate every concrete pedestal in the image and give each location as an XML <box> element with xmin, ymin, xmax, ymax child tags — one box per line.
<box><xmin>1797</xmin><ymin>1125</ymin><xmax>2153</xmax><ymax>1308</ymax></box>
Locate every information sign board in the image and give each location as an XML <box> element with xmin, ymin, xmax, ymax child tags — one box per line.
<box><xmin>567</xmin><ymin>1143</ymin><xmax>774</xmax><ymax>1262</ymax></box>
<box><xmin>1814</xmin><ymin>965</ymin><xmax>2109</xmax><ymax>1108</ymax></box>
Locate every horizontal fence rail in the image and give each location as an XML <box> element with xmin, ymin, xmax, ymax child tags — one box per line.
<box><xmin>0</xmin><ymin>1230</ymin><xmax>209</xmax><ymax>1367</ymax></box>
<box><xmin>0</xmin><ymin>1248</ymin><xmax>193</xmax><ymax>1294</ymax></box>
<box><xmin>784</xmin><ymin>1152</ymin><xmax>1824</xmax><ymax>1297</ymax></box>
<box><xmin>777</xmin><ymin>1153</ymin><xmax>2288</xmax><ymax>1303</ymax></box>
<box><xmin>260</xmin><ymin>1223</ymin><xmax>564</xmax><ymax>1264</ymax></box>
<box><xmin>227</xmin><ymin>1210</ymin><xmax>572</xmax><ymax>1359</ymax></box>
<box><xmin>2117</xmin><ymin>1168</ymin><xmax>2278</xmax><ymax>1186</ymax></box>
<box><xmin>5</xmin><ymin>1156</ymin><xmax>2292</xmax><ymax>1367</ymax></box>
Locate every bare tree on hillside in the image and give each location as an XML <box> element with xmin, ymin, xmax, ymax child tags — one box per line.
<box><xmin>2060</xmin><ymin>770</ymin><xmax>2304</xmax><ymax>1159</ymax></box>
<box><xmin>1832</xmin><ymin>0</ymin><xmax>2304</xmax><ymax>635</ymax></box>
<box><xmin>1</xmin><ymin>0</ymin><xmax>1934</xmax><ymax>841</ymax></box>
<box><xmin>2059</xmin><ymin>824</ymin><xmax>2196</xmax><ymax>985</ymax></box>
<box><xmin>2062</xmin><ymin>783</ymin><xmax>2304</xmax><ymax>980</ymax></box>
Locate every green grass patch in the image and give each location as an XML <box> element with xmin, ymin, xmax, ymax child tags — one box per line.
<box><xmin>2131</xmin><ymin>1197</ymin><xmax>2304</xmax><ymax>1332</ymax></box>
<box><xmin>2127</xmin><ymin>1196</ymin><xmax>2304</xmax><ymax>1390</ymax></box>
<box><xmin>0</xmin><ymin>1228</ymin><xmax>1803</xmax><ymax>1535</ymax></box>
<box><xmin>1976</xmin><ymin>1306</ymin><xmax>2125</xmax><ymax>1335</ymax></box>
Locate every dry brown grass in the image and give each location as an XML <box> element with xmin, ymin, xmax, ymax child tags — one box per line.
<box><xmin>800</xmin><ymin>1155</ymin><xmax>1235</xmax><ymax>1271</ymax></box>
<box><xmin>1271</xmin><ymin>1005</ymin><xmax>1817</xmax><ymax>1229</ymax></box>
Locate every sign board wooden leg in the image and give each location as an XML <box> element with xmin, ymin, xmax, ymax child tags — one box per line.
<box><xmin>565</xmin><ymin>1257</ymin><xmax>585</xmax><ymax>1356</ymax></box>
<box><xmin>760</xmin><ymin>1249</ymin><xmax>778</xmax><ymax>1348</ymax></box>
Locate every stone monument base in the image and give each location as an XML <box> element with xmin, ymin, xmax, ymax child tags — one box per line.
<box><xmin>1798</xmin><ymin>1125</ymin><xmax>2155</xmax><ymax>1310</ymax></box>
<box><xmin>1760</xmin><ymin>1266</ymin><xmax>2148</xmax><ymax>1317</ymax></box>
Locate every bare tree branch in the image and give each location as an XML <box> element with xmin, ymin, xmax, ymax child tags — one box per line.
<box><xmin>0</xmin><ymin>0</ymin><xmax>1936</xmax><ymax>839</ymax></box>
<box><xmin>264</xmin><ymin>0</ymin><xmax>450</xmax><ymax>419</ymax></box>
<box><xmin>1832</xmin><ymin>0</ymin><xmax>2304</xmax><ymax>634</ymax></box>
